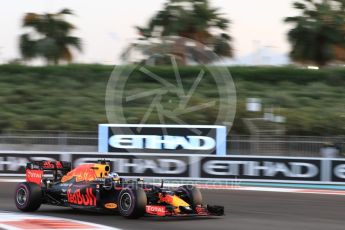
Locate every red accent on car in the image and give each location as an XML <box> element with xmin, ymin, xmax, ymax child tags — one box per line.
<box><xmin>195</xmin><ymin>205</ymin><xmax>208</xmax><ymax>215</ymax></box>
<box><xmin>25</xmin><ymin>169</ymin><xmax>43</xmax><ymax>186</ymax></box>
<box><xmin>43</xmin><ymin>161</ymin><xmax>54</xmax><ymax>169</ymax></box>
<box><xmin>55</xmin><ymin>161</ymin><xmax>63</xmax><ymax>168</ymax></box>
<box><xmin>159</xmin><ymin>194</ymin><xmax>173</xmax><ymax>203</ymax></box>
<box><xmin>146</xmin><ymin>205</ymin><xmax>166</xmax><ymax>216</ymax></box>
<box><xmin>42</xmin><ymin>161</ymin><xmax>63</xmax><ymax>169</ymax></box>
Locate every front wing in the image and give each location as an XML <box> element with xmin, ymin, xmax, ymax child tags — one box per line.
<box><xmin>145</xmin><ymin>205</ymin><xmax>224</xmax><ymax>217</ymax></box>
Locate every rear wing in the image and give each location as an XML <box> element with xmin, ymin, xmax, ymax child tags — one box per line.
<box><xmin>26</xmin><ymin>161</ymin><xmax>71</xmax><ymax>171</ymax></box>
<box><xmin>26</xmin><ymin>161</ymin><xmax>71</xmax><ymax>186</ymax></box>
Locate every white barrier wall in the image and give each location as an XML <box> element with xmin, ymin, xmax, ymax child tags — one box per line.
<box><xmin>0</xmin><ymin>151</ymin><xmax>344</xmax><ymax>184</ymax></box>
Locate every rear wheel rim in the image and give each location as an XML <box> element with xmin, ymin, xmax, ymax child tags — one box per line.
<box><xmin>120</xmin><ymin>192</ymin><xmax>132</xmax><ymax>212</ymax></box>
<box><xmin>17</xmin><ymin>188</ymin><xmax>27</xmax><ymax>205</ymax></box>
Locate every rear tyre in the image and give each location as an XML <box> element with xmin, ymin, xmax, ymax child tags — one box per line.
<box><xmin>117</xmin><ymin>187</ymin><xmax>147</xmax><ymax>219</ymax></box>
<box><xmin>176</xmin><ymin>185</ymin><xmax>202</xmax><ymax>208</ymax></box>
<box><xmin>14</xmin><ymin>182</ymin><xmax>42</xmax><ymax>212</ymax></box>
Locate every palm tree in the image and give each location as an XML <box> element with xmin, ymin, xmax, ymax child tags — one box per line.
<box><xmin>124</xmin><ymin>0</ymin><xmax>233</xmax><ymax>65</ymax></box>
<box><xmin>20</xmin><ymin>9</ymin><xmax>82</xmax><ymax>65</ymax></box>
<box><xmin>285</xmin><ymin>0</ymin><xmax>345</xmax><ymax>66</ymax></box>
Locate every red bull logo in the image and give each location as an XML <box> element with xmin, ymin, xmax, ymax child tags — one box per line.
<box><xmin>61</xmin><ymin>164</ymin><xmax>97</xmax><ymax>183</ymax></box>
<box><xmin>67</xmin><ymin>188</ymin><xmax>97</xmax><ymax>206</ymax></box>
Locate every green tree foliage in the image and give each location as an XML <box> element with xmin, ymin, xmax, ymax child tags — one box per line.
<box><xmin>125</xmin><ymin>0</ymin><xmax>232</xmax><ymax>64</ymax></box>
<box><xmin>285</xmin><ymin>0</ymin><xmax>345</xmax><ymax>66</ymax></box>
<box><xmin>0</xmin><ymin>65</ymin><xmax>344</xmax><ymax>135</ymax></box>
<box><xmin>19</xmin><ymin>9</ymin><xmax>82</xmax><ymax>65</ymax></box>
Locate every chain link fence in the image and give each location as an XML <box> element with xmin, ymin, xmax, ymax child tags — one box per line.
<box><xmin>0</xmin><ymin>130</ymin><xmax>344</xmax><ymax>157</ymax></box>
<box><xmin>229</xmin><ymin>135</ymin><xmax>345</xmax><ymax>156</ymax></box>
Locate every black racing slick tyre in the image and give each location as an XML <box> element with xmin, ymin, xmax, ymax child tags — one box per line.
<box><xmin>117</xmin><ymin>187</ymin><xmax>147</xmax><ymax>219</ymax></box>
<box><xmin>177</xmin><ymin>185</ymin><xmax>202</xmax><ymax>208</ymax></box>
<box><xmin>14</xmin><ymin>182</ymin><xmax>42</xmax><ymax>212</ymax></box>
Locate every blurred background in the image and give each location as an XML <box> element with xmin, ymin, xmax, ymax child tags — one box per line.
<box><xmin>0</xmin><ymin>0</ymin><xmax>344</xmax><ymax>156</ymax></box>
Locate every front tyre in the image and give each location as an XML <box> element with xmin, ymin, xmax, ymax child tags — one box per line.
<box><xmin>117</xmin><ymin>187</ymin><xmax>147</xmax><ymax>219</ymax></box>
<box><xmin>14</xmin><ymin>182</ymin><xmax>42</xmax><ymax>212</ymax></box>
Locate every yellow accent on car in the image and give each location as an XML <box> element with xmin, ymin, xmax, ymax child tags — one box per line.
<box><xmin>171</xmin><ymin>195</ymin><xmax>190</xmax><ymax>213</ymax></box>
<box><xmin>92</xmin><ymin>164</ymin><xmax>110</xmax><ymax>178</ymax></box>
<box><xmin>159</xmin><ymin>193</ymin><xmax>190</xmax><ymax>214</ymax></box>
<box><xmin>171</xmin><ymin>195</ymin><xmax>189</xmax><ymax>207</ymax></box>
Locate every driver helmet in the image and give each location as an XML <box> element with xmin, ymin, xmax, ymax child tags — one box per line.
<box><xmin>109</xmin><ymin>172</ymin><xmax>120</xmax><ymax>181</ymax></box>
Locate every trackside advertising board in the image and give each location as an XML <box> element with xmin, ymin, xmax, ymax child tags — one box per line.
<box><xmin>98</xmin><ymin>124</ymin><xmax>227</xmax><ymax>155</ymax></box>
<box><xmin>0</xmin><ymin>151</ymin><xmax>345</xmax><ymax>184</ymax></box>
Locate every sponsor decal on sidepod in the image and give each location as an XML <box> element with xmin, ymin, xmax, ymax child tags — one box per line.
<box><xmin>67</xmin><ymin>188</ymin><xmax>97</xmax><ymax>206</ymax></box>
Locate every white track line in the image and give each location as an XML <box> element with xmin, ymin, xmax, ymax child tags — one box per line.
<box><xmin>0</xmin><ymin>179</ymin><xmax>24</xmax><ymax>183</ymax></box>
<box><xmin>146</xmin><ymin>182</ymin><xmax>345</xmax><ymax>196</ymax></box>
<box><xmin>229</xmin><ymin>186</ymin><xmax>345</xmax><ymax>196</ymax></box>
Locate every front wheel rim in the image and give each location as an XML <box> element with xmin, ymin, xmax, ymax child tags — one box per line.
<box><xmin>120</xmin><ymin>192</ymin><xmax>132</xmax><ymax>212</ymax></box>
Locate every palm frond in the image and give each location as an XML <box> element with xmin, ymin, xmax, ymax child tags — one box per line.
<box><xmin>58</xmin><ymin>8</ymin><xmax>73</xmax><ymax>15</ymax></box>
<box><xmin>285</xmin><ymin>0</ymin><xmax>345</xmax><ymax>66</ymax></box>
<box><xmin>19</xmin><ymin>8</ymin><xmax>81</xmax><ymax>65</ymax></box>
<box><xmin>19</xmin><ymin>34</ymin><xmax>37</xmax><ymax>59</ymax></box>
<box><xmin>134</xmin><ymin>0</ymin><xmax>232</xmax><ymax>60</ymax></box>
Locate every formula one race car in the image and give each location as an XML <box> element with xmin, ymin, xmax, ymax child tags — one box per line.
<box><xmin>14</xmin><ymin>160</ymin><xmax>224</xmax><ymax>218</ymax></box>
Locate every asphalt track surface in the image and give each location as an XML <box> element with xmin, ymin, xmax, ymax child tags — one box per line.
<box><xmin>1</xmin><ymin>182</ymin><xmax>345</xmax><ymax>230</ymax></box>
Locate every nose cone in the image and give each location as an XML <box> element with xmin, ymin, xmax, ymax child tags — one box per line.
<box><xmin>179</xmin><ymin>206</ymin><xmax>193</xmax><ymax>214</ymax></box>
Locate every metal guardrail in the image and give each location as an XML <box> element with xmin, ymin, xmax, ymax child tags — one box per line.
<box><xmin>0</xmin><ymin>131</ymin><xmax>344</xmax><ymax>157</ymax></box>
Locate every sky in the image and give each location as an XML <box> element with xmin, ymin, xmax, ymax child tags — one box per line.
<box><xmin>0</xmin><ymin>0</ymin><xmax>298</xmax><ymax>65</ymax></box>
